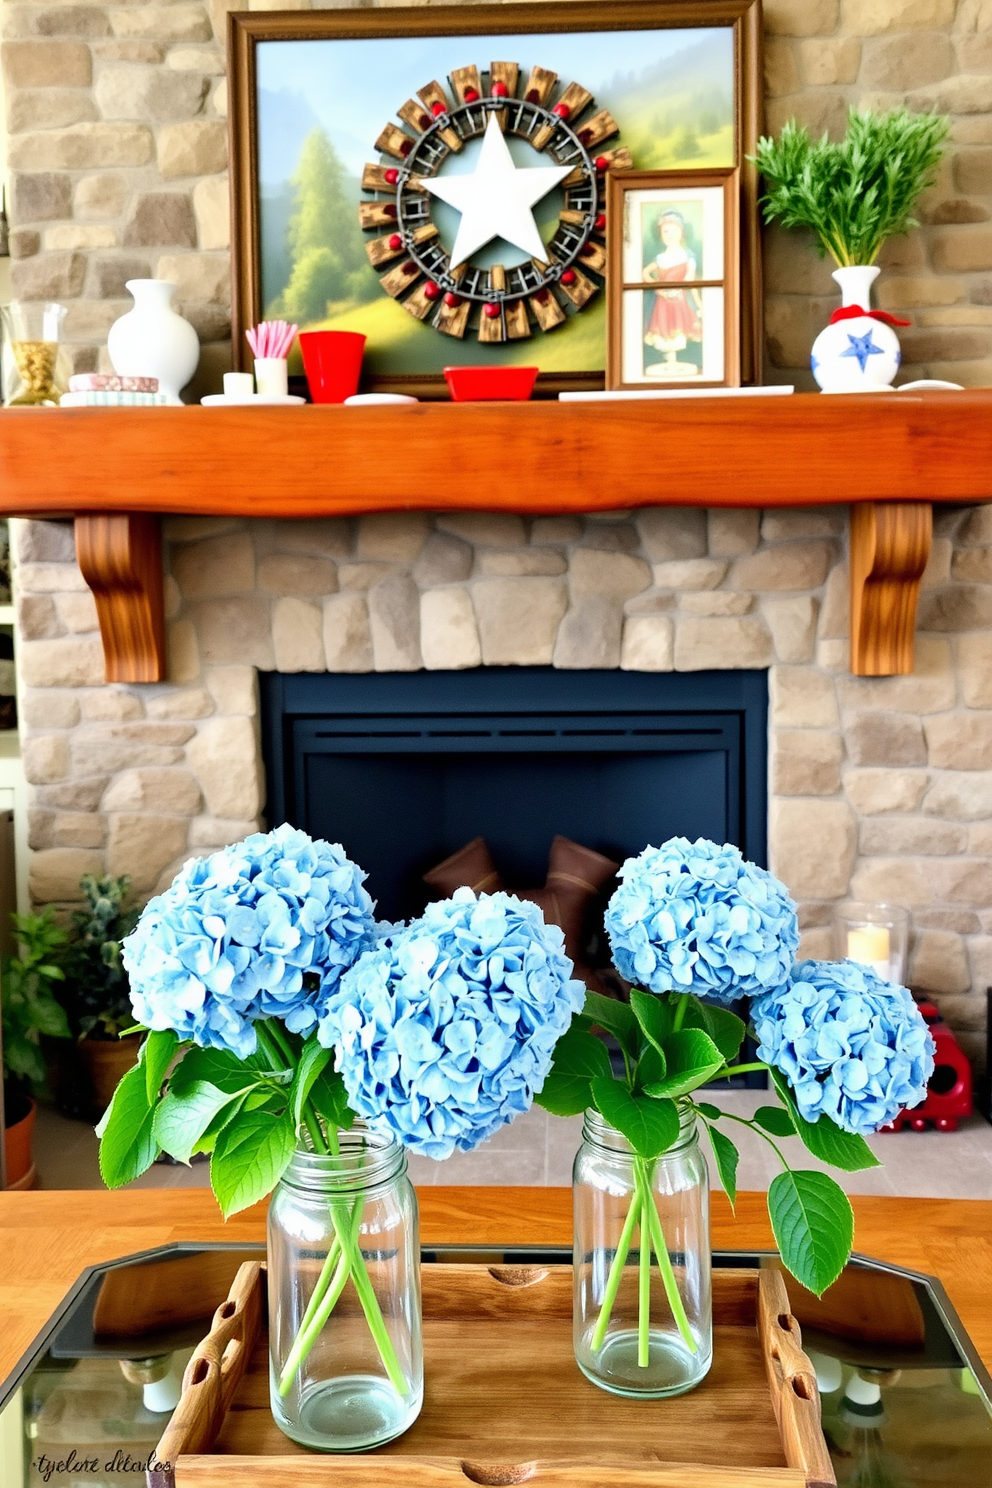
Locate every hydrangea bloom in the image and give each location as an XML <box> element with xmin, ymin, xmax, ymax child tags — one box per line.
<box><xmin>123</xmin><ymin>825</ymin><xmax>376</xmax><ymax>1057</ymax></box>
<box><xmin>605</xmin><ymin>838</ymin><xmax>799</xmax><ymax>1005</ymax></box>
<box><xmin>317</xmin><ymin>888</ymin><xmax>586</xmax><ymax>1159</ymax></box>
<box><xmin>751</xmin><ymin>958</ymin><xmax>935</xmax><ymax>1134</ymax></box>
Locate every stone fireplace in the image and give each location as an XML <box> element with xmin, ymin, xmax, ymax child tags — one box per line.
<box><xmin>14</xmin><ymin>499</ymin><xmax>992</xmax><ymax>1073</ymax></box>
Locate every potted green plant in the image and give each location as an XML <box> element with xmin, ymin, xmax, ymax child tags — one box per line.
<box><xmin>754</xmin><ymin>106</ymin><xmax>949</xmax><ymax>391</ymax></box>
<box><xmin>58</xmin><ymin>874</ymin><xmax>142</xmax><ymax>1116</ymax></box>
<box><xmin>1</xmin><ymin>909</ymin><xmax>70</xmax><ymax>1188</ymax></box>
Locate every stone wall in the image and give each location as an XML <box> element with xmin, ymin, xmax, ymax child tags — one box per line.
<box><xmin>14</xmin><ymin>503</ymin><xmax>992</xmax><ymax>1071</ymax></box>
<box><xmin>3</xmin><ymin>0</ymin><xmax>992</xmax><ymax>389</ymax></box>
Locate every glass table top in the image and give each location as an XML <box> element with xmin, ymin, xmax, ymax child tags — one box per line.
<box><xmin>0</xmin><ymin>1243</ymin><xmax>989</xmax><ymax>1487</ymax></box>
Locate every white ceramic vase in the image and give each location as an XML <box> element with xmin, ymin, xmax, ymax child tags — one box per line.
<box><xmin>108</xmin><ymin>279</ymin><xmax>200</xmax><ymax>404</ymax></box>
<box><xmin>810</xmin><ymin>265</ymin><xmax>901</xmax><ymax>393</ymax></box>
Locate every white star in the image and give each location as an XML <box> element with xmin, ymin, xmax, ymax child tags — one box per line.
<box><xmin>424</xmin><ymin>113</ymin><xmax>572</xmax><ymax>269</ymax></box>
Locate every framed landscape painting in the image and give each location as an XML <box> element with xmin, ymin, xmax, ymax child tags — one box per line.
<box><xmin>228</xmin><ymin>0</ymin><xmax>762</xmax><ymax>397</ymax></box>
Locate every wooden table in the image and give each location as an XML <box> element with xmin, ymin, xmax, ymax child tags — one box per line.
<box><xmin>2</xmin><ymin>1188</ymin><xmax>991</xmax><ymax>1391</ymax></box>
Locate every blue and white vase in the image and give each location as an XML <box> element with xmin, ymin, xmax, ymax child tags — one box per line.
<box><xmin>811</xmin><ymin>265</ymin><xmax>906</xmax><ymax>394</ymax></box>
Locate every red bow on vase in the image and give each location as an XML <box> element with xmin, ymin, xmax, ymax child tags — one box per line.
<box><xmin>828</xmin><ymin>305</ymin><xmax>911</xmax><ymax>326</ymax></box>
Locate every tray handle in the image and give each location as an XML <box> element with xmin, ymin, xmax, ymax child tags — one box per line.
<box><xmin>149</xmin><ymin>1260</ymin><xmax>264</xmax><ymax>1488</ymax></box>
<box><xmin>757</xmin><ymin>1268</ymin><xmax>836</xmax><ymax>1488</ymax></box>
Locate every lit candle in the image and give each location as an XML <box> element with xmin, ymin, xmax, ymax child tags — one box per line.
<box><xmin>847</xmin><ymin>925</ymin><xmax>890</xmax><ymax>979</ymax></box>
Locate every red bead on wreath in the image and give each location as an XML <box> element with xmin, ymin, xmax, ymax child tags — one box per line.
<box><xmin>483</xmin><ymin>303</ymin><xmax>501</xmax><ymax>319</ymax></box>
<box><xmin>424</xmin><ymin>281</ymin><xmax>441</xmax><ymax>301</ymax></box>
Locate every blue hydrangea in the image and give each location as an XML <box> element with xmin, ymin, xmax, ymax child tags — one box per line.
<box><xmin>605</xmin><ymin>838</ymin><xmax>799</xmax><ymax>1006</ymax></box>
<box><xmin>751</xmin><ymin>959</ymin><xmax>935</xmax><ymax>1134</ymax></box>
<box><xmin>123</xmin><ymin>825</ymin><xmax>377</xmax><ymax>1057</ymax></box>
<box><xmin>316</xmin><ymin>888</ymin><xmax>586</xmax><ymax>1159</ymax></box>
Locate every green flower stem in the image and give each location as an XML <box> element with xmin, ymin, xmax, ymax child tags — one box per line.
<box><xmin>279</xmin><ymin>1248</ymin><xmax>351</xmax><ymax>1396</ymax></box>
<box><xmin>636</xmin><ymin>1159</ymin><xmax>697</xmax><ymax>1355</ymax></box>
<box><xmin>708</xmin><ymin>1062</ymin><xmax>769</xmax><ymax>1081</ymax></box>
<box><xmin>672</xmin><ymin>994</ymin><xmax>690</xmax><ymax>1031</ymax></box>
<box><xmin>590</xmin><ymin>1188</ymin><xmax>642</xmax><ymax>1352</ymax></box>
<box><xmin>638</xmin><ymin>1187</ymin><xmax>651</xmax><ymax>1368</ymax></box>
<box><xmin>282</xmin><ymin>1232</ymin><xmax>342</xmax><ymax>1365</ymax></box>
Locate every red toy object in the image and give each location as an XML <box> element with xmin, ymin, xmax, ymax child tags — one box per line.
<box><xmin>443</xmin><ymin>366</ymin><xmax>539</xmax><ymax>402</ymax></box>
<box><xmin>879</xmin><ymin>1001</ymin><xmax>973</xmax><ymax>1132</ymax></box>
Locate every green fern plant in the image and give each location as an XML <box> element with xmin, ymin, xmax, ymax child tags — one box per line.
<box><xmin>754</xmin><ymin>106</ymin><xmax>949</xmax><ymax>266</ymax></box>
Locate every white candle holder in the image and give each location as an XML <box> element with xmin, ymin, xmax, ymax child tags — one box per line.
<box><xmin>832</xmin><ymin>900</ymin><xmax>909</xmax><ymax>986</ymax></box>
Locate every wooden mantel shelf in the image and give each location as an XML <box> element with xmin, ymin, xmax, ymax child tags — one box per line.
<box><xmin>1</xmin><ymin>389</ymin><xmax>989</xmax><ymax>682</ymax></box>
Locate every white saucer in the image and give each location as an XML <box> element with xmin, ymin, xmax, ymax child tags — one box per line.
<box><xmin>201</xmin><ymin>393</ymin><xmax>306</xmax><ymax>406</ymax></box>
<box><xmin>344</xmin><ymin>393</ymin><xmax>418</xmax><ymax>405</ymax></box>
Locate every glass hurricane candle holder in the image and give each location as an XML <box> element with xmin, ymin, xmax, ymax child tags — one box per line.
<box><xmin>2</xmin><ymin>301</ymin><xmax>69</xmax><ymax>406</ymax></box>
<box><xmin>832</xmin><ymin>901</ymin><xmax>909</xmax><ymax>986</ymax></box>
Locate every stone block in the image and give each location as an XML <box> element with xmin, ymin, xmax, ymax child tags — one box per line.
<box><xmin>63</xmin><ymin>300</ymin><xmax>125</xmax><ymax>341</ymax></box>
<box><xmin>862</xmin><ymin>32</ymin><xmax>952</xmax><ymax>89</ymax></box>
<box><xmin>922</xmin><ymin>771</ymin><xmax>992</xmax><ymax>820</ymax></box>
<box><xmin>323</xmin><ymin>593</ymin><xmax>373</xmax><ymax>672</ymax></box>
<box><xmin>531</xmin><ymin>516</ymin><xmax>582</xmax><ymax>545</ymax></box>
<box><xmin>766</xmin><ymin>91</ymin><xmax>848</xmax><ymax>145</ymax></box>
<box><xmin>620</xmin><ymin>615</ymin><xmax>674</xmax><ymax>672</ymax></box>
<box><xmin>212</xmin><ymin>78</ymin><xmax>226</xmax><ymax>116</ymax></box>
<box><xmin>146</xmin><ymin>689</ymin><xmax>214</xmax><ymax>720</ymax></box>
<box><xmin>576</xmin><ymin>521</ymin><xmax>638</xmax><ymax>555</ymax></box>
<box><xmin>836</xmin><ymin>638</ymin><xmax>955</xmax><ymax>714</ymax></box>
<box><xmin>860</xmin><ymin>817</ymin><xmax>967</xmax><ymax>856</ymax></box>
<box><xmin>761</xmin><ymin>509</ymin><xmax>845</xmax><ymax>542</ymax></box>
<box><xmin>625</xmin><ymin>591</ymin><xmax>675</xmax><ymax>615</ymax></box>
<box><xmin>9</xmin><ymin>123</ymin><xmax>154</xmax><ymax>170</ymax></box>
<box><xmin>369</xmin><ymin>574</ymin><xmax>422</xmax><ymax>671</ymax></box>
<box><xmin>338</xmin><ymin>562</ymin><xmax>392</xmax><ymax>591</ymax></box>
<box><xmin>438</xmin><ymin>512</ymin><xmax>526</xmax><ymax>547</ymax></box>
<box><xmin>797</xmin><ymin>926</ymin><xmax>833</xmax><ymax>961</ymax></box>
<box><xmin>258</xmin><ymin>554</ymin><xmax>336</xmax><ymax>596</ymax></box>
<box><xmin>967</xmin><ymin>935</ymin><xmax>992</xmax><ymax>993</ymax></box>
<box><xmin>770</xmin><ymin>667</ymin><xmax>839</xmax><ymax>727</ymax></box>
<box><xmin>106</xmin><ymin>813</ymin><xmax>190</xmax><ymax>892</ymax></box>
<box><xmin>651</xmin><ymin>559</ymin><xmax>727</xmax><ymax>590</ymax></box>
<box><xmin>569</xmin><ymin>549</ymin><xmax>651</xmax><ymax>603</ymax></box>
<box><xmin>191</xmin><ymin>598</ymin><xmax>273</xmax><ymax>669</ymax></box>
<box><xmin>929</xmin><ymin>858</ymin><xmax>992</xmax><ymax>906</ymax></box>
<box><xmin>356</xmin><ymin>512</ymin><xmax>430</xmax><ymax>562</ymax></box>
<box><xmin>851</xmin><ymin>857</ymin><xmax>932</xmax><ymax>908</ymax></box>
<box><xmin>764</xmin><ymin>0</ymin><xmax>839</xmax><ymax>36</ymax></box>
<box><xmin>205</xmin><ymin>665</ymin><xmax>257</xmax><ymax>715</ymax></box>
<box><xmin>34</xmin><ymin>7</ymin><xmax>111</xmax><ymax>38</ymax></box>
<box><xmin>770</xmin><ymin>798</ymin><xmax>856</xmax><ymax>899</ymax></box>
<box><xmin>52</xmin><ymin>813</ymin><xmax>106</xmax><ymax>850</ymax></box>
<box><xmin>553</xmin><ymin>597</ymin><xmax>623</xmax><ymax>670</ymax></box>
<box><xmin>10</xmin><ymin>229</ymin><xmax>39</xmax><ymax>258</ymax></box>
<box><xmin>17</xmin><ymin>594</ymin><xmax>61</xmax><ymax>640</ymax></box>
<box><xmin>109</xmin><ymin>6</ymin><xmax>212</xmax><ymax>41</ymax></box>
<box><xmin>102</xmin><ymin>768</ymin><xmax>202</xmax><ymax>815</ymax></box>
<box><xmin>11</xmin><ymin>170</ymin><xmax>71</xmax><ymax>223</ymax></box>
<box><xmin>918</xmin><ymin>585</ymin><xmax>992</xmax><ymax>631</ymax></box>
<box><xmin>79</xmin><ymin>690</ymin><xmax>143</xmax><ymax>722</ymax></box>
<box><xmin>193</xmin><ymin>174</ymin><xmax>229</xmax><ymax>250</ymax></box>
<box><xmin>477</xmin><ymin>549</ymin><xmax>567</xmax><ymax>577</ymax></box>
<box><xmin>846</xmin><ymin>710</ymin><xmax>927</xmax><ymax>766</ymax></box>
<box><xmin>9</xmin><ymin>88</ymin><xmax>97</xmax><ymax>133</ymax></box>
<box><xmin>55</xmin><ymin>590</ymin><xmax>98</xmax><ymax>634</ymax></box>
<box><xmin>44</xmin><ymin>224</ymin><xmax>116</xmax><ymax>252</ymax></box>
<box><xmin>764</xmin><ymin>295</ymin><xmax>819</xmax><ymax>367</ymax></box>
<box><xmin>730</xmin><ymin>541</ymin><xmax>834</xmax><ymax>592</ymax></box>
<box><xmin>843</xmin><ymin>0</ymin><xmax>954</xmax><ymax>30</ymax></box>
<box><xmin>955</xmin><ymin>149</ymin><xmax>992</xmax><ymax>198</ymax></box>
<box><xmin>971</xmin><ymin>822</ymin><xmax>992</xmax><ymax>854</ymax></box>
<box><xmin>89</xmin><ymin>256</ymin><xmax>152</xmax><ymax>299</ymax></box>
<box><xmin>22</xmin><ymin>733</ymin><xmax>70</xmax><ymax>785</ymax></box>
<box><xmin>164</xmin><ymin>515</ymin><xmax>242</xmax><ymax>543</ymax></box>
<box><xmin>772</xmin><ymin>730</ymin><xmax>843</xmax><ymax>795</ymax></box>
<box><xmin>190</xmin><ymin>816</ymin><xmax>261</xmax><ymax>850</ymax></box>
<box><xmin>18</xmin><ymin>562</ymin><xmax>88</xmax><ymax>595</ymax></box>
<box><xmin>420</xmin><ymin>588</ymin><xmax>481</xmax><ymax>671</ymax></box>
<box><xmin>123</xmin><ymin>192</ymin><xmax>196</xmax><ymax>248</ymax></box>
<box><xmin>36</xmin><ymin>778</ymin><xmax>109</xmax><ymax>813</ymax></box>
<box><xmin>272</xmin><ymin>597</ymin><xmax>324</xmax><ymax>672</ymax></box>
<box><xmin>30</xmin><ymin>847</ymin><xmax>104</xmax><ymax>903</ymax></box>
<box><xmin>680</xmin><ymin>592</ymin><xmax>752</xmax><ymax>616</ymax></box>
<box><xmin>845</xmin><ymin>768</ymin><xmax>929</xmax><ymax>815</ymax></box>
<box><xmin>931</xmin><ymin>228</ymin><xmax>992</xmax><ymax>274</ymax></box>
<box><xmin>937</xmin><ymin>75</ymin><xmax>992</xmax><ymax>115</ymax></box>
<box><xmin>764</xmin><ymin>37</ymin><xmax>799</xmax><ymax>96</ymax></box>
<box><xmin>951</xmin><ymin>545</ymin><xmax>992</xmax><ymax>583</ymax></box>
<box><xmin>925</xmin><ymin>712</ymin><xmax>992</xmax><ymax>769</ymax></box>
<box><xmin>707</xmin><ymin>509</ymin><xmax>760</xmax><ymax>557</ymax></box>
<box><xmin>910</xmin><ymin>930</ymin><xmax>970</xmax><ymax>994</ymax></box>
<box><xmin>2</xmin><ymin>38</ymin><xmax>91</xmax><ymax>86</ymax></box>
<box><xmin>272</xmin><ymin>519</ymin><xmax>352</xmax><ymax>560</ymax></box>
<box><xmin>635</xmin><ymin>508</ymin><xmax>707</xmax><ymax>561</ymax></box>
<box><xmin>20</xmin><ymin>692</ymin><xmax>79</xmax><ymax>730</ymax></box>
<box><xmin>156</xmin><ymin>251</ymin><xmax>229</xmax><ymax>305</ymax></box>
<box><xmin>93</xmin><ymin>40</ymin><xmax>164</xmax><ymax>63</ymax></box>
<box><xmin>473</xmin><ymin>577</ymin><xmax>568</xmax><ymax>667</ymax></box>
<box><xmin>186</xmin><ymin>715</ymin><xmax>263</xmax><ymax>820</ymax></box>
<box><xmin>158</xmin><ymin>120</ymin><xmax>227</xmax><ymax>178</ymax></box>
<box><xmin>172</xmin><ymin>532</ymin><xmax>254</xmax><ymax>599</ymax></box>
<box><xmin>183</xmin><ymin>304</ymin><xmax>231</xmax><ymax>343</ymax></box>
<box><xmin>20</xmin><ymin>635</ymin><xmax>104</xmax><ymax>688</ymax></box>
<box><xmin>413</xmin><ymin>533</ymin><xmax>472</xmax><ymax>587</ymax></box>
<box><xmin>11</xmin><ymin>250</ymin><xmax>85</xmax><ymax>299</ymax></box>
<box><xmin>764</xmin><ymin>595</ymin><xmax>818</xmax><ymax>663</ymax></box>
<box><xmin>921</xmin><ymin>537</ymin><xmax>952</xmax><ymax>590</ymax></box>
<box><xmin>877</xmin><ymin>276</ymin><xmax>966</xmax><ymax>310</ymax></box>
<box><xmin>798</xmin><ymin>36</ymin><xmax>860</xmax><ymax>84</ymax></box>
<box><xmin>168</xmin><ymin>45</ymin><xmax>226</xmax><ymax>73</ymax></box>
<box><xmin>957</xmin><ymin>505</ymin><xmax>992</xmax><ymax>546</ymax></box>
<box><xmin>674</xmin><ymin>616</ymin><xmax>774</xmax><ymax>671</ymax></box>
<box><xmin>959</xmin><ymin>633</ymin><xmax>992</xmax><ymax>707</ymax></box>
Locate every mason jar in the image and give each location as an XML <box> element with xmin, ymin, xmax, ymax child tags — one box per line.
<box><xmin>267</xmin><ymin>1128</ymin><xmax>423</xmax><ymax>1450</ymax></box>
<box><xmin>573</xmin><ymin>1103</ymin><xmax>712</xmax><ymax>1397</ymax></box>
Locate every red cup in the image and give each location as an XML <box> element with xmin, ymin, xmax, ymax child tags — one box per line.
<box><xmin>299</xmin><ymin>330</ymin><xmax>366</xmax><ymax>404</ymax></box>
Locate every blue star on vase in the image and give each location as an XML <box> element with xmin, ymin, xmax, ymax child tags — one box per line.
<box><xmin>840</xmin><ymin>328</ymin><xmax>884</xmax><ymax>373</ymax></box>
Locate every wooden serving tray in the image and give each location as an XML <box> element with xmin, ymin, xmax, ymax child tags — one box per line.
<box><xmin>151</xmin><ymin>1258</ymin><xmax>835</xmax><ymax>1488</ymax></box>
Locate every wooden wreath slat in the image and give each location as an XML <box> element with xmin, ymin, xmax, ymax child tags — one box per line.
<box><xmin>379</xmin><ymin>259</ymin><xmax>422</xmax><ymax>298</ymax></box>
<box><xmin>402</xmin><ymin>283</ymin><xmax>437</xmax><ymax>322</ymax></box>
<box><xmin>523</xmin><ymin>65</ymin><xmax>557</xmax><ymax>107</ymax></box>
<box><xmin>505</xmin><ymin>299</ymin><xmax>532</xmax><ymax>339</ymax></box>
<box><xmin>375</xmin><ymin>122</ymin><xmax>415</xmax><ymax>162</ymax></box>
<box><xmin>398</xmin><ymin>97</ymin><xmax>434</xmax><ymax>133</ymax></box>
<box><xmin>559</xmin><ymin>266</ymin><xmax>598</xmax><ymax>310</ymax></box>
<box><xmin>576</xmin><ymin>108</ymin><xmax>619</xmax><ymax>151</ymax></box>
<box><xmin>533</xmin><ymin>81</ymin><xmax>593</xmax><ymax>149</ymax></box>
<box><xmin>361</xmin><ymin>162</ymin><xmax>395</xmax><ymax>193</ymax></box>
<box><xmin>365</xmin><ymin>233</ymin><xmax>405</xmax><ymax>269</ymax></box>
<box><xmin>435</xmin><ymin>297</ymin><xmax>471</xmax><ymax>338</ymax></box>
<box><xmin>450</xmin><ymin>65</ymin><xmax>482</xmax><ymax>105</ymax></box>
<box><xmin>529</xmin><ymin>291</ymin><xmax>566</xmax><ymax>332</ymax></box>
<box><xmin>578</xmin><ymin>239</ymin><xmax>607</xmax><ymax>274</ymax></box>
<box><xmin>490</xmin><ymin>61</ymin><xmax>520</xmax><ymax>95</ymax></box>
<box><xmin>478</xmin><ymin>310</ymin><xmax>505</xmax><ymax>344</ymax></box>
<box><xmin>359</xmin><ymin>200</ymin><xmax>398</xmax><ymax>230</ymax></box>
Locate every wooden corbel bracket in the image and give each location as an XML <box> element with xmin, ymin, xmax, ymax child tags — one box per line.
<box><xmin>74</xmin><ymin>513</ymin><xmax>167</xmax><ymax>683</ymax></box>
<box><xmin>849</xmin><ymin>502</ymin><xmax>933</xmax><ymax>677</ymax></box>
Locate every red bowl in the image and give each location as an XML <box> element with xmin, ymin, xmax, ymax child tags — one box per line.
<box><xmin>443</xmin><ymin>366</ymin><xmax>539</xmax><ymax>402</ymax></box>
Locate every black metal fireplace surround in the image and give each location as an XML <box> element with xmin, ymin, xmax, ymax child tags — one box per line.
<box><xmin>260</xmin><ymin>668</ymin><xmax>768</xmax><ymax>925</ymax></box>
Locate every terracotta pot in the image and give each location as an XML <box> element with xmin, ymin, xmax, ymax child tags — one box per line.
<box><xmin>79</xmin><ymin>1033</ymin><xmax>143</xmax><ymax>1116</ymax></box>
<box><xmin>4</xmin><ymin>1093</ymin><xmax>36</xmax><ymax>1189</ymax></box>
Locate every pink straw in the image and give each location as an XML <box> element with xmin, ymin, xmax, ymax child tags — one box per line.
<box><xmin>246</xmin><ymin>320</ymin><xmax>298</xmax><ymax>360</ymax></box>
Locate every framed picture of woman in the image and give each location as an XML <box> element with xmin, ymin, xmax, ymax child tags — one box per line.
<box><xmin>605</xmin><ymin>168</ymin><xmax>741</xmax><ymax>391</ymax></box>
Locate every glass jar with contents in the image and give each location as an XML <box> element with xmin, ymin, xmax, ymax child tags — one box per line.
<box><xmin>2</xmin><ymin>301</ymin><xmax>69</xmax><ymax>406</ymax></box>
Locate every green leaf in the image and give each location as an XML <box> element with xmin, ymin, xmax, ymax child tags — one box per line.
<box><xmin>706</xmin><ymin>1124</ymin><xmax>739</xmax><ymax>1208</ymax></box>
<box><xmin>191</xmin><ymin>1091</ymin><xmax>249</xmax><ymax>1156</ymax></box>
<box><xmin>27</xmin><ymin>997</ymin><xmax>70</xmax><ymax>1037</ymax></box>
<box><xmin>753</xmin><ymin>1105</ymin><xmax>797</xmax><ymax>1138</ymax></box>
<box><xmin>770</xmin><ymin>1068</ymin><xmax>881</xmax><ymax>1172</ymax></box>
<box><xmin>694</xmin><ymin>1101</ymin><xmax>722</xmax><ymax>1121</ymax></box>
<box><xmin>634</xmin><ymin>1043</ymin><xmax>666</xmax><ymax>1092</ymax></box>
<box><xmin>591</xmin><ymin>1077</ymin><xmax>680</xmax><ymax>1159</ymax></box>
<box><xmin>98</xmin><ymin>1063</ymin><xmax>159</xmax><ymax>1188</ymax></box>
<box><xmin>210</xmin><ymin>1109</ymin><xmax>297</xmax><ymax>1218</ymax></box>
<box><xmin>169</xmin><ymin>1044</ymin><xmax>260</xmax><ymax>1098</ymax></box>
<box><xmin>153</xmin><ymin>1081</ymin><xmax>244</xmax><ymax>1164</ymax></box>
<box><xmin>697</xmin><ymin>1003</ymin><xmax>747</xmax><ymax>1062</ymax></box>
<box><xmin>143</xmin><ymin>1029</ymin><xmax>179</xmax><ymax>1105</ymax></box>
<box><xmin>643</xmin><ymin>1029</ymin><xmax>725</xmax><ymax>1098</ymax></box>
<box><xmin>581</xmin><ymin>990</ymin><xmax>640</xmax><ymax>1057</ymax></box>
<box><xmin>628</xmin><ymin>989</ymin><xmax>671</xmax><ymax>1059</ymax></box>
<box><xmin>767</xmin><ymin>1170</ymin><xmax>853</xmax><ymax>1297</ymax></box>
<box><xmin>290</xmin><ymin>1037</ymin><xmax>332</xmax><ymax>1130</ymax></box>
<box><xmin>535</xmin><ymin>1026</ymin><xmax>613</xmax><ymax>1116</ymax></box>
<box><xmin>308</xmin><ymin>1065</ymin><xmax>354</xmax><ymax>1132</ymax></box>
<box><xmin>534</xmin><ymin>1069</ymin><xmax>593</xmax><ymax>1117</ymax></box>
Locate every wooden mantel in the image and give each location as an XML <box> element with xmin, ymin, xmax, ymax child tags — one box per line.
<box><xmin>1</xmin><ymin>389</ymin><xmax>989</xmax><ymax>683</ymax></box>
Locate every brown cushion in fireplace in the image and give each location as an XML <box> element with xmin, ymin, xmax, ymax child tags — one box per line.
<box><xmin>423</xmin><ymin>834</ymin><xmax>619</xmax><ymax>992</ymax></box>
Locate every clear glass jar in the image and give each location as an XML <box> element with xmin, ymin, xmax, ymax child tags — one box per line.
<box><xmin>1</xmin><ymin>301</ymin><xmax>68</xmax><ymax>406</ymax></box>
<box><xmin>573</xmin><ymin>1104</ymin><xmax>712</xmax><ymax>1397</ymax></box>
<box><xmin>267</xmin><ymin>1129</ymin><xmax>423</xmax><ymax>1451</ymax></box>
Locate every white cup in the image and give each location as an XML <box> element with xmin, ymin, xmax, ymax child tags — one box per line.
<box><xmin>223</xmin><ymin>371</ymin><xmax>254</xmax><ymax>402</ymax></box>
<box><xmin>254</xmin><ymin>357</ymin><xmax>288</xmax><ymax>398</ymax></box>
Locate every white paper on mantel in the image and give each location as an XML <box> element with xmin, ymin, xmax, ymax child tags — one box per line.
<box><xmin>559</xmin><ymin>386</ymin><xmax>795</xmax><ymax>402</ymax></box>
